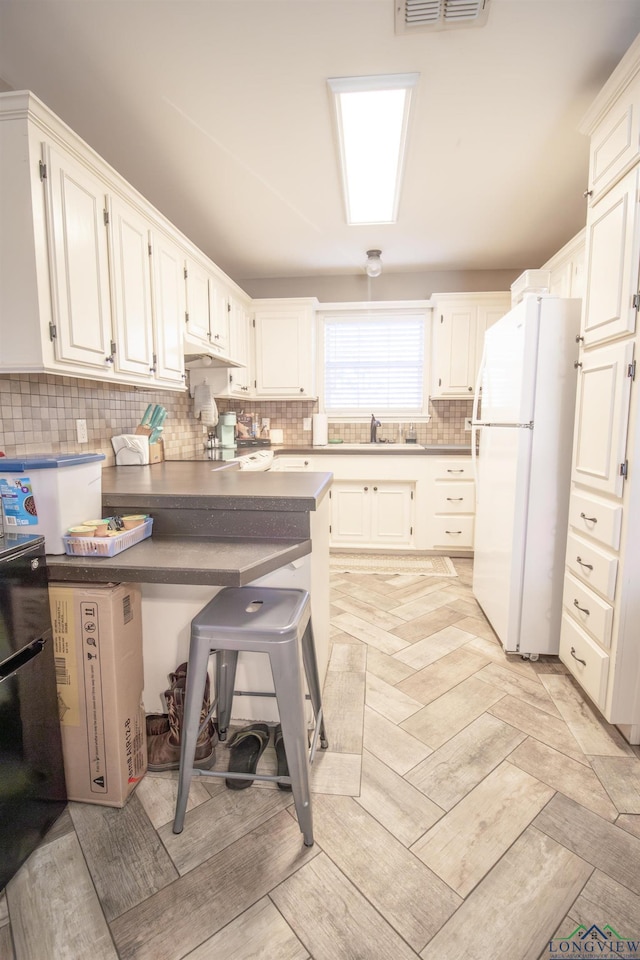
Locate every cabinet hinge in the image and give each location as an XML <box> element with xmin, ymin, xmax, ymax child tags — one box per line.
<box><xmin>185</xmin><ymin>312</ymin><xmax>189</xmax><ymax>324</ymax></box>
<box><xmin>411</xmin><ymin>490</ymin><xmax>414</xmax><ymax>500</ymax></box>
<box><xmin>184</xmin><ymin>267</ymin><xmax>188</xmax><ymax>280</ymax></box>
<box><xmin>48</xmin><ymin>322</ymin><xmax>57</xmax><ymax>341</ymax></box>
<box><xmin>329</xmin><ymin>490</ymin><xmax>332</xmax><ymax>498</ymax></box>
<box><xmin>410</xmin><ymin>526</ymin><xmax>413</xmax><ymax>535</ymax></box>
<box><xmin>633</xmin><ymin>294</ymin><xmax>640</xmax><ymax>311</ymax></box>
<box><xmin>103</xmin><ymin>209</ymin><xmax>109</xmax><ymax>226</ymax></box>
<box><xmin>110</xmin><ymin>340</ymin><xmax>116</xmax><ymax>356</ymax></box>
<box><xmin>620</xmin><ymin>460</ymin><xmax>628</xmax><ymax>478</ymax></box>
<box><xmin>148</xmin><ymin>243</ymin><xmax>152</xmax><ymax>256</ymax></box>
<box><xmin>39</xmin><ymin>160</ymin><xmax>47</xmax><ymax>181</ymax></box>
<box><xmin>628</xmin><ymin>360</ymin><xmax>636</xmax><ymax>380</ymax></box>
<box><xmin>227</xmin><ymin>301</ymin><xmax>231</xmax><ymax>313</ymax></box>
<box><xmin>438</xmin><ymin>378</ymin><xmax>442</xmax><ymax>387</ymax></box>
<box><xmin>252</xmin><ymin>318</ymin><xmax>255</xmax><ymax>328</ymax></box>
<box><xmin>329</xmin><ymin>525</ymin><xmax>332</xmax><ymax>533</ymax></box>
<box><xmin>254</xmin><ymin>380</ymin><xmax>257</xmax><ymax>389</ymax></box>
<box><xmin>440</xmin><ymin>315</ymin><xmax>444</xmax><ymax>324</ymax></box>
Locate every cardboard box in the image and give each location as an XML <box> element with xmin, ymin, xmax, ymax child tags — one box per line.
<box><xmin>48</xmin><ymin>582</ymin><xmax>147</xmax><ymax>807</ymax></box>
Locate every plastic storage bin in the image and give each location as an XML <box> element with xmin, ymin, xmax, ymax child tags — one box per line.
<box><xmin>63</xmin><ymin>518</ymin><xmax>153</xmax><ymax>557</ymax></box>
<box><xmin>0</xmin><ymin>454</ymin><xmax>105</xmax><ymax>554</ymax></box>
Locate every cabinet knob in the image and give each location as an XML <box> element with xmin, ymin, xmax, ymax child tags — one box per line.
<box><xmin>447</xmin><ymin>497</ymin><xmax>464</xmax><ymax>501</ymax></box>
<box><xmin>576</xmin><ymin>556</ymin><xmax>593</xmax><ymax>571</ymax></box>
<box><xmin>373</xmin><ymin>486</ymin><xmax>378</xmax><ymax>491</ymax></box>
<box><xmin>364</xmin><ymin>486</ymin><xmax>368</xmax><ymax>491</ymax></box>
<box><xmin>299</xmin><ymin>387</ymin><xmax>304</xmax><ymax>393</ymax></box>
<box><xmin>583</xmin><ymin>189</ymin><xmax>593</xmax><ymax>198</ymax></box>
<box><xmin>573</xmin><ymin>599</ymin><xmax>590</xmax><ymax>616</ymax></box>
<box><xmin>576</xmin><ymin>334</ymin><xmax>584</xmax><ymax>343</ymax></box>
<box><xmin>579</xmin><ymin>512</ymin><xmax>598</xmax><ymax>523</ymax></box>
<box><xmin>574</xmin><ymin>361</ymin><xmax>582</xmax><ymax>369</ymax></box>
<box><xmin>445</xmin><ymin>530</ymin><xmax>462</xmax><ymax>535</ymax></box>
<box><xmin>570</xmin><ymin>646</ymin><xmax>587</xmax><ymax>666</ymax></box>
<box><xmin>468</xmin><ymin>386</ymin><xmax>473</xmax><ymax>391</ymax></box>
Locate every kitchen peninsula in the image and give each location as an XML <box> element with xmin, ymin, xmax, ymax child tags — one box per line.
<box><xmin>46</xmin><ymin>462</ymin><xmax>332</xmax><ymax>719</ymax></box>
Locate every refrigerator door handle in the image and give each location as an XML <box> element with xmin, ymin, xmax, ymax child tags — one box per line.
<box><xmin>471</xmin><ymin>338</ymin><xmax>487</xmax><ymax>497</ymax></box>
<box><xmin>0</xmin><ymin>637</ymin><xmax>47</xmax><ymax>682</ymax></box>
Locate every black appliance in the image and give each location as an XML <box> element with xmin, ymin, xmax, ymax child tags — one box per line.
<box><xmin>235</xmin><ymin>438</ymin><xmax>272</xmax><ymax>448</ymax></box>
<box><xmin>0</xmin><ymin>535</ymin><xmax>67</xmax><ymax>891</ymax></box>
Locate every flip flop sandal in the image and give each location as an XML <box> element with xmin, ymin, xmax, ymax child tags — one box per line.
<box><xmin>274</xmin><ymin>724</ymin><xmax>292</xmax><ymax>791</ymax></box>
<box><xmin>225</xmin><ymin>723</ymin><xmax>270</xmax><ymax>790</ymax></box>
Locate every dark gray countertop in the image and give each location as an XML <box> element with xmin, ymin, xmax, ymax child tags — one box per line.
<box><xmin>272</xmin><ymin>444</ymin><xmax>472</xmax><ymax>456</ymax></box>
<box><xmin>46</xmin><ymin>536</ymin><xmax>310</xmax><ymax>587</ymax></box>
<box><xmin>101</xmin><ymin>461</ymin><xmax>333</xmax><ymax>511</ymax></box>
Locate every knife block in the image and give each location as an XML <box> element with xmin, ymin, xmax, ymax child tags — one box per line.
<box><xmin>135</xmin><ymin>426</ymin><xmax>164</xmax><ymax>463</ymax></box>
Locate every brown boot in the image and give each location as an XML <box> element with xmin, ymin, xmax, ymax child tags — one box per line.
<box><xmin>147</xmin><ymin>665</ymin><xmax>217</xmax><ymax>772</ymax></box>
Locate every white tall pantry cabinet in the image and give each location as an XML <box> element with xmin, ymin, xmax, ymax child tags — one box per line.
<box><xmin>559</xmin><ymin>35</ymin><xmax>640</xmax><ymax>742</ymax></box>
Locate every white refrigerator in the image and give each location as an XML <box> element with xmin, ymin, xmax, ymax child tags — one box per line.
<box><xmin>471</xmin><ymin>295</ymin><xmax>581</xmax><ymax>659</ymax></box>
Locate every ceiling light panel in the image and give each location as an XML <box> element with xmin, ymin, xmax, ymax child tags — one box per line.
<box><xmin>328</xmin><ymin>73</ymin><xmax>419</xmax><ymax>225</ymax></box>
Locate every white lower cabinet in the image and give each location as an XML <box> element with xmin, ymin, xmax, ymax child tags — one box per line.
<box><xmin>330</xmin><ymin>481</ymin><xmax>413</xmax><ymax>548</ymax></box>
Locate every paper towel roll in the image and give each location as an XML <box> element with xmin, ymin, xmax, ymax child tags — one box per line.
<box><xmin>312</xmin><ymin>413</ymin><xmax>328</xmax><ymax>446</ymax></box>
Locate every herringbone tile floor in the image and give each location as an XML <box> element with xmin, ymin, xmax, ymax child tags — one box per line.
<box><xmin>2</xmin><ymin>559</ymin><xmax>640</xmax><ymax>960</ymax></box>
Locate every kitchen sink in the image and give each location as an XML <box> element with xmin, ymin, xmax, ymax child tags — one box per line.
<box><xmin>324</xmin><ymin>443</ymin><xmax>423</xmax><ymax>450</ymax></box>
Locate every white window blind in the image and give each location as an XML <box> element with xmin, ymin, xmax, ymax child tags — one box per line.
<box><xmin>323</xmin><ymin>314</ymin><xmax>425</xmax><ymax>413</ymax></box>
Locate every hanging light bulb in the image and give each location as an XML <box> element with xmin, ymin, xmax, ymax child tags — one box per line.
<box><xmin>365</xmin><ymin>249</ymin><xmax>382</xmax><ymax>278</ymax></box>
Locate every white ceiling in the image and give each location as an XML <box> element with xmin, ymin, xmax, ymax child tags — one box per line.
<box><xmin>1</xmin><ymin>1</ymin><xmax>639</xmax><ymax>285</ymax></box>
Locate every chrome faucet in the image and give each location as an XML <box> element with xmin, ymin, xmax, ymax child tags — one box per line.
<box><xmin>370</xmin><ymin>414</ymin><xmax>381</xmax><ymax>443</ymax></box>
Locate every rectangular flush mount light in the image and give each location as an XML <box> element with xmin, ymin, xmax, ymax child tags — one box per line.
<box><xmin>328</xmin><ymin>73</ymin><xmax>419</xmax><ymax>225</ymax></box>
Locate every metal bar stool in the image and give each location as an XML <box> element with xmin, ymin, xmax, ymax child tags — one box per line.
<box><xmin>173</xmin><ymin>586</ymin><xmax>328</xmax><ymax>847</ymax></box>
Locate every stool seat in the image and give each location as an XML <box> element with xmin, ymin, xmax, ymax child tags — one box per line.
<box><xmin>173</xmin><ymin>586</ymin><xmax>328</xmax><ymax>847</ymax></box>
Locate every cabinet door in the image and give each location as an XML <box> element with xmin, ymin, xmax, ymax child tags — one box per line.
<box><xmin>254</xmin><ymin>303</ymin><xmax>314</xmax><ymax>397</ymax></box>
<box><xmin>107</xmin><ymin>195</ymin><xmax>154</xmax><ymax>380</ymax></box>
<box><xmin>209</xmin><ymin>278</ymin><xmax>230</xmax><ymax>355</ymax></box>
<box><xmin>582</xmin><ymin>168</ymin><xmax>640</xmax><ymax>347</ymax></box>
<box><xmin>572</xmin><ymin>339</ymin><xmax>634</xmax><ymax>497</ymax></box>
<box><xmin>43</xmin><ymin>142</ymin><xmax>113</xmax><ymax>372</ymax></box>
<box><xmin>330</xmin><ymin>484</ymin><xmax>370</xmax><ymax>544</ymax></box>
<box><xmin>370</xmin><ymin>483</ymin><xmax>413</xmax><ymax>545</ymax></box>
<box><xmin>184</xmin><ymin>256</ymin><xmax>211</xmax><ymax>346</ymax></box>
<box><xmin>150</xmin><ymin>231</ymin><xmax>186</xmax><ymax>386</ymax></box>
<box><xmin>432</xmin><ymin>303</ymin><xmax>477</xmax><ymax>398</ymax></box>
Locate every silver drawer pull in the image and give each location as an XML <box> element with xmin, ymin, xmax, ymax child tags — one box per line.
<box><xmin>570</xmin><ymin>646</ymin><xmax>587</xmax><ymax>667</ymax></box>
<box><xmin>573</xmin><ymin>599</ymin><xmax>590</xmax><ymax>615</ymax></box>
<box><xmin>446</xmin><ymin>530</ymin><xmax>462</xmax><ymax>535</ymax></box>
<box><xmin>579</xmin><ymin>512</ymin><xmax>598</xmax><ymax>523</ymax></box>
<box><xmin>447</xmin><ymin>469</ymin><xmax>464</xmax><ymax>473</ymax></box>
<box><xmin>576</xmin><ymin>556</ymin><xmax>593</xmax><ymax>570</ymax></box>
<box><xmin>446</xmin><ymin>497</ymin><xmax>464</xmax><ymax>501</ymax></box>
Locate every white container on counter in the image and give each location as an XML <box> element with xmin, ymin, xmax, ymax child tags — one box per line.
<box><xmin>0</xmin><ymin>454</ymin><xmax>105</xmax><ymax>554</ymax></box>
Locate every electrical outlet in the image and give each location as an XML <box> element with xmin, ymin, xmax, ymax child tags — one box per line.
<box><xmin>76</xmin><ymin>419</ymin><xmax>88</xmax><ymax>443</ymax></box>
<box><xmin>303</xmin><ymin>417</ymin><xmax>312</xmax><ymax>431</ymax></box>
<box><xmin>465</xmin><ymin>418</ymin><xmax>472</xmax><ymax>431</ymax></box>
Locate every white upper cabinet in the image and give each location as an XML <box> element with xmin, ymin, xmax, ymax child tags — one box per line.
<box><xmin>209</xmin><ymin>278</ymin><xmax>230</xmax><ymax>356</ymax></box>
<box><xmin>184</xmin><ymin>255</ymin><xmax>212</xmax><ymax>348</ymax></box>
<box><xmin>43</xmin><ymin>141</ymin><xmax>114</xmax><ymax>374</ymax></box>
<box><xmin>431</xmin><ymin>293</ymin><xmax>510</xmax><ymax>399</ymax></box>
<box><xmin>582</xmin><ymin>68</ymin><xmax>640</xmax><ymax>202</ymax></box>
<box><xmin>150</xmin><ymin>229</ymin><xmax>187</xmax><ymax>386</ymax></box>
<box><xmin>106</xmin><ymin>193</ymin><xmax>154</xmax><ymax>380</ymax></box>
<box><xmin>581</xmin><ymin>168</ymin><xmax>640</xmax><ymax>347</ymax></box>
<box><xmin>541</xmin><ymin>228</ymin><xmax>586</xmax><ymax>300</ymax></box>
<box><xmin>253</xmin><ymin>298</ymin><xmax>317</xmax><ymax>398</ymax></box>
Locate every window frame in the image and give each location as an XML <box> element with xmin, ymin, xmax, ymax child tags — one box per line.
<box><xmin>316</xmin><ymin>300</ymin><xmax>433</xmax><ymax>422</ymax></box>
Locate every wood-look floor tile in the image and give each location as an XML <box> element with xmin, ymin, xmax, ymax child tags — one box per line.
<box><xmin>330</xmin><ymin>612</ymin><xmax>409</xmax><ymax>655</ymax></box>
<box><xmin>366</xmin><ymin>646</ymin><xmax>416</xmax><ymax>685</ymax></box>
<box><xmin>465</xmin><ymin>635</ymin><xmax>550</xmax><ymax>682</ymax></box>
<box><xmin>271</xmin><ymin>852</ymin><xmax>421</xmax><ymax>960</ymax></box>
<box><xmin>390</xmin><ymin>589</ymin><xmax>459</xmax><ymax>622</ymax></box>
<box><xmin>394</xmin><ymin>624</ymin><xmax>477</xmax><ymax>670</ymax></box>
<box><xmin>616</xmin><ymin>814</ymin><xmax>640</xmax><ymax>840</ymax></box>
<box><xmin>355</xmin><ymin>749</ymin><xmax>444</xmax><ymax>847</ymax></box>
<box><xmin>6</xmin><ymin>832</ymin><xmax>119</xmax><ymax>960</ymax></box>
<box><xmin>363</xmin><ymin>705</ymin><xmax>433</xmax><ymax>776</ymax></box>
<box><xmin>308</xmin><ymin>749</ymin><xmax>362</xmax><ymax>795</ymax></box>
<box><xmin>136</xmin><ymin>773</ymin><xmax>213</xmax><ymax>829</ymax></box>
<box><xmin>0</xmin><ymin>926</ymin><xmax>14</xmax><ymax>960</ymax></box>
<box><xmin>309</xmin><ymin>794</ymin><xmax>461</xmax><ymax>950</ymax></box>
<box><xmin>366</xmin><ymin>672</ymin><xmax>423</xmax><ymax>724</ymax></box>
<box><xmin>475</xmin><ymin>662</ymin><xmax>562</xmax><ymax>717</ymax></box>
<box><xmin>0</xmin><ymin>893</ymin><xmax>7</xmax><ymax>926</ymax></box>
<box><xmin>321</xmin><ymin>668</ymin><xmax>365</xmax><ymax>753</ymax></box>
<box><xmin>386</xmin><ymin>577</ymin><xmax>455</xmax><ymax>603</ymax></box>
<box><xmin>442</xmin><ymin>596</ymin><xmax>483</xmax><ymax>618</ymax></box>
<box><xmin>329</xmin><ymin>629</ymin><xmax>364</xmax><ymax>645</ymax></box>
<box><xmin>327</xmin><ymin>641</ymin><xmax>367</xmax><ymax>672</ymax></box>
<box><xmin>69</xmin><ymin>795</ymin><xmax>178</xmax><ymax>921</ymax></box>
<box><xmin>396</xmin><ymin>645</ymin><xmax>490</xmax><ymax>705</ymax></box>
<box><xmin>390</xmin><ymin>605</ymin><xmax>464</xmax><ymax>644</ymax></box>
<box><xmin>406</xmin><ymin>713</ymin><xmax>526</xmax><ymax>810</ymax></box>
<box><xmin>158</xmin><ymin>786</ymin><xmax>293</xmax><ymax>875</ymax></box>
<box><xmin>570</xmin><ymin>870</ymin><xmax>640</xmax><ymax>940</ymax></box>
<box><xmin>488</xmin><ymin>695</ymin><xmax>589</xmax><ymax>765</ymax></box>
<box><xmin>509</xmin><ymin>738</ymin><xmax>617</xmax><ymax>821</ymax></box>
<box><xmin>40</xmin><ymin>807</ymin><xmax>75</xmax><ymax>847</ymax></box>
<box><xmin>411</xmin><ymin>761</ymin><xmax>554</xmax><ymax>897</ymax></box>
<box><xmin>420</xmin><ymin>826</ymin><xmax>593</xmax><ymax>960</ymax></box>
<box><xmin>539</xmin><ymin>675</ymin><xmax>635</xmax><ymax>757</ymax></box>
<box><xmin>534</xmin><ymin>792</ymin><xmax>640</xmax><ymax>896</ymax></box>
<box><xmin>331</xmin><ymin>580</ymin><xmax>403</xmax><ymax>612</ymax></box>
<box><xmin>589</xmin><ymin>756</ymin><xmax>640</xmax><ymax>813</ymax></box>
<box><xmin>401</xmin><ymin>675</ymin><xmax>505</xmax><ymax>749</ymax></box>
<box><xmin>110</xmin><ymin>810</ymin><xmax>318</xmax><ymax>960</ymax></box>
<box><xmin>185</xmin><ymin>896</ymin><xmax>309</xmax><ymax>960</ymax></box>
<box><xmin>332</xmin><ymin>594</ymin><xmax>406</xmax><ymax>631</ymax></box>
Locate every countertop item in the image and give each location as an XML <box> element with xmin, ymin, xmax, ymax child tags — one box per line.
<box><xmin>269</xmin><ymin>444</ymin><xmax>472</xmax><ymax>457</ymax></box>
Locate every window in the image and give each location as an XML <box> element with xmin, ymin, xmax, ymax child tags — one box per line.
<box><xmin>321</xmin><ymin>309</ymin><xmax>428</xmax><ymax>417</ymax></box>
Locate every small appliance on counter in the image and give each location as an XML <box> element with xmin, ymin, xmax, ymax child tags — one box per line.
<box><xmin>216</xmin><ymin>412</ymin><xmax>237</xmax><ymax>457</ymax></box>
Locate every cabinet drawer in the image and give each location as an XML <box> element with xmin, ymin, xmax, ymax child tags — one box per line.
<box><xmin>430</xmin><ymin>516</ymin><xmax>474</xmax><ymax>548</ymax></box>
<box><xmin>434</xmin><ymin>460</ymin><xmax>473</xmax><ymax>481</ymax></box>
<box><xmin>433</xmin><ymin>482</ymin><xmax>475</xmax><ymax>514</ymax></box>
<box><xmin>562</xmin><ymin>571</ymin><xmax>614</xmax><ymax>650</ymax></box>
<box><xmin>568</xmin><ymin>491</ymin><xmax>622</xmax><ymax>551</ymax></box>
<box><xmin>565</xmin><ymin>532</ymin><xmax>618</xmax><ymax>601</ymax></box>
<box><xmin>559</xmin><ymin>613</ymin><xmax>609</xmax><ymax>709</ymax></box>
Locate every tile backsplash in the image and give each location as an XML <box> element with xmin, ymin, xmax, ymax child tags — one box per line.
<box><xmin>0</xmin><ymin>374</ymin><xmax>471</xmax><ymax>465</ymax></box>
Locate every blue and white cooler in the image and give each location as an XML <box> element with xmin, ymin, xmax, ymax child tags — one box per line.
<box><xmin>0</xmin><ymin>453</ymin><xmax>105</xmax><ymax>553</ymax></box>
